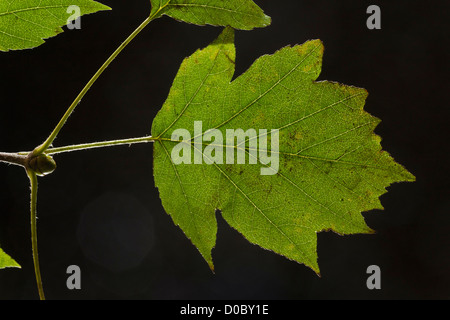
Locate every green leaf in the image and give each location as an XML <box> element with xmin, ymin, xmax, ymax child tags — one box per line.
<box><xmin>0</xmin><ymin>0</ymin><xmax>110</xmax><ymax>52</ymax></box>
<box><xmin>151</xmin><ymin>27</ymin><xmax>415</xmax><ymax>273</ymax></box>
<box><xmin>0</xmin><ymin>247</ymin><xmax>21</xmax><ymax>269</ymax></box>
<box><xmin>150</xmin><ymin>0</ymin><xmax>270</xmax><ymax>30</ymax></box>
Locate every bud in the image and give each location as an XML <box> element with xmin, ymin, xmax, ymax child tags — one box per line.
<box><xmin>28</xmin><ymin>154</ymin><xmax>57</xmax><ymax>176</ymax></box>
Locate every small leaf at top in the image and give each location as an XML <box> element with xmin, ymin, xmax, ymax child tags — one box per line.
<box><xmin>0</xmin><ymin>0</ymin><xmax>111</xmax><ymax>52</ymax></box>
<box><xmin>151</xmin><ymin>27</ymin><xmax>415</xmax><ymax>273</ymax></box>
<box><xmin>150</xmin><ymin>0</ymin><xmax>271</xmax><ymax>30</ymax></box>
<box><xmin>0</xmin><ymin>247</ymin><xmax>21</xmax><ymax>269</ymax></box>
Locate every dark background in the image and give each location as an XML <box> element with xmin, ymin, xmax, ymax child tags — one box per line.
<box><xmin>0</xmin><ymin>0</ymin><xmax>448</xmax><ymax>300</ymax></box>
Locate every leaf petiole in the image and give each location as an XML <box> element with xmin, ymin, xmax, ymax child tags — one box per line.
<box><xmin>33</xmin><ymin>10</ymin><xmax>162</xmax><ymax>156</ymax></box>
<box><xmin>41</xmin><ymin>136</ymin><xmax>157</xmax><ymax>155</ymax></box>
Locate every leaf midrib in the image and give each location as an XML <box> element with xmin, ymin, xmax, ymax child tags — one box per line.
<box><xmin>158</xmin><ymin>135</ymin><xmax>387</xmax><ymax>171</ymax></box>
<box><xmin>159</xmin><ymin>135</ymin><xmax>387</xmax><ymax>236</ymax></box>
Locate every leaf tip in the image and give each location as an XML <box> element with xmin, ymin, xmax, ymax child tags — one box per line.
<box><xmin>308</xmin><ymin>260</ymin><xmax>321</xmax><ymax>277</ymax></box>
<box><xmin>208</xmin><ymin>262</ymin><xmax>215</xmax><ymax>274</ymax></box>
<box><xmin>202</xmin><ymin>253</ymin><xmax>215</xmax><ymax>274</ymax></box>
<box><xmin>307</xmin><ymin>39</ymin><xmax>325</xmax><ymax>52</ymax></box>
<box><xmin>403</xmin><ymin>168</ymin><xmax>416</xmax><ymax>182</ymax></box>
<box><xmin>0</xmin><ymin>248</ymin><xmax>21</xmax><ymax>269</ymax></box>
<box><xmin>0</xmin><ymin>263</ymin><xmax>21</xmax><ymax>270</ymax></box>
<box><xmin>93</xmin><ymin>1</ymin><xmax>112</xmax><ymax>11</ymax></box>
<box><xmin>262</xmin><ymin>14</ymin><xmax>272</xmax><ymax>27</ymax></box>
<box><xmin>217</xmin><ymin>26</ymin><xmax>235</xmax><ymax>43</ymax></box>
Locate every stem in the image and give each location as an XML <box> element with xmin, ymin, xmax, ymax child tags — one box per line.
<box><xmin>0</xmin><ymin>152</ymin><xmax>27</xmax><ymax>167</ymax></box>
<box><xmin>34</xmin><ymin>14</ymin><xmax>157</xmax><ymax>155</ymax></box>
<box><xmin>6</xmin><ymin>5</ymin><xmax>171</xmax><ymax>301</ymax></box>
<box><xmin>43</xmin><ymin>136</ymin><xmax>156</xmax><ymax>155</ymax></box>
<box><xmin>27</xmin><ymin>170</ymin><xmax>45</xmax><ymax>300</ymax></box>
